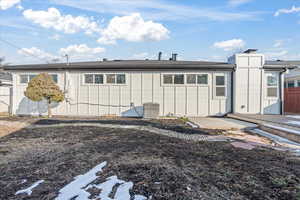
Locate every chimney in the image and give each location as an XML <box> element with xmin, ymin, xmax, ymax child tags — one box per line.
<box><xmin>158</xmin><ymin>52</ymin><xmax>162</xmax><ymax>61</ymax></box>
<box><xmin>244</xmin><ymin>49</ymin><xmax>258</xmax><ymax>54</ymax></box>
<box><xmin>172</xmin><ymin>53</ymin><xmax>178</xmax><ymax>61</ymax></box>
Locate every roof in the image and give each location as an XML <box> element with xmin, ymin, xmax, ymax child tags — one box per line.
<box><xmin>3</xmin><ymin>59</ymin><xmax>296</xmax><ymax>71</ymax></box>
<box><xmin>265</xmin><ymin>60</ymin><xmax>300</xmax><ymax>69</ymax></box>
<box><xmin>4</xmin><ymin>60</ymin><xmax>235</xmax><ymax>71</ymax></box>
<box><xmin>0</xmin><ymin>72</ymin><xmax>12</xmax><ymax>81</ymax></box>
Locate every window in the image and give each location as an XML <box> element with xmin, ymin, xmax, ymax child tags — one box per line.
<box><xmin>163</xmin><ymin>74</ymin><xmax>184</xmax><ymax>85</ymax></box>
<box><xmin>51</xmin><ymin>75</ymin><xmax>58</xmax><ymax>83</ymax></box>
<box><xmin>186</xmin><ymin>74</ymin><xmax>196</xmax><ymax>84</ymax></box>
<box><xmin>84</xmin><ymin>74</ymin><xmax>94</xmax><ymax>84</ymax></box>
<box><xmin>84</xmin><ymin>74</ymin><xmax>104</xmax><ymax>84</ymax></box>
<box><xmin>163</xmin><ymin>75</ymin><xmax>173</xmax><ymax>84</ymax></box>
<box><xmin>174</xmin><ymin>74</ymin><xmax>184</xmax><ymax>84</ymax></box>
<box><xmin>20</xmin><ymin>75</ymin><xmax>28</xmax><ymax>84</ymax></box>
<box><xmin>106</xmin><ymin>74</ymin><xmax>126</xmax><ymax>84</ymax></box>
<box><xmin>266</xmin><ymin>74</ymin><xmax>278</xmax><ymax>98</ymax></box>
<box><xmin>287</xmin><ymin>81</ymin><xmax>294</xmax><ymax>88</ymax></box>
<box><xmin>197</xmin><ymin>74</ymin><xmax>208</xmax><ymax>85</ymax></box>
<box><xmin>117</xmin><ymin>74</ymin><xmax>126</xmax><ymax>84</ymax></box>
<box><xmin>20</xmin><ymin>74</ymin><xmax>58</xmax><ymax>84</ymax></box>
<box><xmin>215</xmin><ymin>75</ymin><xmax>226</xmax><ymax>97</ymax></box>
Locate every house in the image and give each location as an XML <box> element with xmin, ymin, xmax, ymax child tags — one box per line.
<box><xmin>0</xmin><ymin>71</ymin><xmax>12</xmax><ymax>114</ymax></box>
<box><xmin>3</xmin><ymin>50</ymin><xmax>296</xmax><ymax>117</ymax></box>
<box><xmin>279</xmin><ymin>61</ymin><xmax>300</xmax><ymax>88</ymax></box>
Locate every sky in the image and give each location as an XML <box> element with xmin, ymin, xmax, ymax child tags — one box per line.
<box><xmin>0</xmin><ymin>0</ymin><xmax>300</xmax><ymax>65</ymax></box>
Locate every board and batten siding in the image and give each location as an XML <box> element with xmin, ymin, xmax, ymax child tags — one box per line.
<box><xmin>0</xmin><ymin>86</ymin><xmax>11</xmax><ymax>113</ymax></box>
<box><xmin>11</xmin><ymin>70</ymin><xmax>232</xmax><ymax>117</ymax></box>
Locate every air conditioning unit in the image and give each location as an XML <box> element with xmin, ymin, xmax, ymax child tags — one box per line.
<box><xmin>143</xmin><ymin>103</ymin><xmax>160</xmax><ymax>119</ymax></box>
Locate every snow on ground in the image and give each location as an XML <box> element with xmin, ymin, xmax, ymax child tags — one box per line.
<box><xmin>56</xmin><ymin>161</ymin><xmax>148</xmax><ymax>200</ymax></box>
<box><xmin>251</xmin><ymin>129</ymin><xmax>300</xmax><ymax>147</ymax></box>
<box><xmin>15</xmin><ymin>180</ymin><xmax>44</xmax><ymax>196</ymax></box>
<box><xmin>264</xmin><ymin>124</ymin><xmax>300</xmax><ymax>136</ymax></box>
<box><xmin>186</xmin><ymin>122</ymin><xmax>199</xmax><ymax>128</ymax></box>
<box><xmin>286</xmin><ymin>121</ymin><xmax>300</xmax><ymax>126</ymax></box>
<box><xmin>55</xmin><ymin>161</ymin><xmax>107</xmax><ymax>200</ymax></box>
<box><xmin>286</xmin><ymin>115</ymin><xmax>300</xmax><ymax>120</ymax></box>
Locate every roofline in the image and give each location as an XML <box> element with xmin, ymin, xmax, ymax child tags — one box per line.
<box><xmin>3</xmin><ymin>61</ymin><xmax>236</xmax><ymax>71</ymax></box>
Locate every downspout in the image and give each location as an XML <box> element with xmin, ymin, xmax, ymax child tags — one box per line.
<box><xmin>230</xmin><ymin>66</ymin><xmax>236</xmax><ymax>114</ymax></box>
<box><xmin>279</xmin><ymin>68</ymin><xmax>287</xmax><ymax>115</ymax></box>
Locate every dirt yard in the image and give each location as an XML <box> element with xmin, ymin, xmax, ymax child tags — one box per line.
<box><xmin>0</xmin><ymin>118</ymin><xmax>300</xmax><ymax>200</ymax></box>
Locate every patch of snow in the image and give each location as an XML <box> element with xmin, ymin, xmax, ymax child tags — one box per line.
<box><xmin>134</xmin><ymin>195</ymin><xmax>148</xmax><ymax>200</ymax></box>
<box><xmin>55</xmin><ymin>161</ymin><xmax>107</xmax><ymax>200</ymax></box>
<box><xmin>286</xmin><ymin>121</ymin><xmax>300</xmax><ymax>126</ymax></box>
<box><xmin>55</xmin><ymin>161</ymin><xmax>148</xmax><ymax>200</ymax></box>
<box><xmin>186</xmin><ymin>122</ymin><xmax>199</xmax><ymax>128</ymax></box>
<box><xmin>286</xmin><ymin>115</ymin><xmax>300</xmax><ymax>119</ymax></box>
<box><xmin>21</xmin><ymin>179</ymin><xmax>27</xmax><ymax>184</ymax></box>
<box><xmin>115</xmin><ymin>182</ymin><xmax>133</xmax><ymax>200</ymax></box>
<box><xmin>251</xmin><ymin>129</ymin><xmax>300</xmax><ymax>147</ymax></box>
<box><xmin>264</xmin><ymin>124</ymin><xmax>300</xmax><ymax>136</ymax></box>
<box><xmin>15</xmin><ymin>180</ymin><xmax>44</xmax><ymax>196</ymax></box>
<box><xmin>89</xmin><ymin>176</ymin><xmax>125</xmax><ymax>200</ymax></box>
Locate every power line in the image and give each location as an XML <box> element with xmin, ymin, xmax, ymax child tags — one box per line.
<box><xmin>0</xmin><ymin>37</ymin><xmax>51</xmax><ymax>63</ymax></box>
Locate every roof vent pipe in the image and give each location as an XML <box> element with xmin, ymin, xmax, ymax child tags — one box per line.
<box><xmin>158</xmin><ymin>52</ymin><xmax>162</xmax><ymax>61</ymax></box>
<box><xmin>172</xmin><ymin>53</ymin><xmax>178</xmax><ymax>61</ymax></box>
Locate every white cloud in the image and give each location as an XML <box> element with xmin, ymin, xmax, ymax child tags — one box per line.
<box><xmin>18</xmin><ymin>47</ymin><xmax>59</xmax><ymax>62</ymax></box>
<box><xmin>274</xmin><ymin>6</ymin><xmax>300</xmax><ymax>17</ymax></box>
<box><xmin>59</xmin><ymin>44</ymin><xmax>105</xmax><ymax>56</ymax></box>
<box><xmin>51</xmin><ymin>0</ymin><xmax>261</xmax><ymax>22</ymax></box>
<box><xmin>228</xmin><ymin>0</ymin><xmax>252</xmax><ymax>7</ymax></box>
<box><xmin>16</xmin><ymin>4</ymin><xmax>23</xmax><ymax>10</ymax></box>
<box><xmin>50</xmin><ymin>34</ymin><xmax>61</xmax><ymax>41</ymax></box>
<box><xmin>0</xmin><ymin>0</ymin><xmax>21</xmax><ymax>10</ymax></box>
<box><xmin>23</xmin><ymin>7</ymin><xmax>102</xmax><ymax>34</ymax></box>
<box><xmin>273</xmin><ymin>40</ymin><xmax>284</xmax><ymax>48</ymax></box>
<box><xmin>213</xmin><ymin>39</ymin><xmax>246</xmax><ymax>51</ymax></box>
<box><xmin>265</xmin><ymin>50</ymin><xmax>289</xmax><ymax>59</ymax></box>
<box><xmin>98</xmin><ymin>13</ymin><xmax>169</xmax><ymax>45</ymax></box>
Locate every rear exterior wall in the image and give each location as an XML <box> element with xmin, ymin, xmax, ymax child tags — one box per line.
<box><xmin>11</xmin><ymin>70</ymin><xmax>232</xmax><ymax>117</ymax></box>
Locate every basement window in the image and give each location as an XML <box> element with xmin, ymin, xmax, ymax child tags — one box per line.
<box><xmin>266</xmin><ymin>74</ymin><xmax>278</xmax><ymax>98</ymax></box>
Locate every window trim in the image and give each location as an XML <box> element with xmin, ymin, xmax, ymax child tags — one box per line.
<box><xmin>266</xmin><ymin>73</ymin><xmax>279</xmax><ymax>99</ymax></box>
<box><xmin>18</xmin><ymin>73</ymin><xmax>58</xmax><ymax>85</ymax></box>
<box><xmin>213</xmin><ymin>73</ymin><xmax>227</xmax><ymax>99</ymax></box>
<box><xmin>161</xmin><ymin>73</ymin><xmax>209</xmax><ymax>86</ymax></box>
<box><xmin>82</xmin><ymin>73</ymin><xmax>127</xmax><ymax>85</ymax></box>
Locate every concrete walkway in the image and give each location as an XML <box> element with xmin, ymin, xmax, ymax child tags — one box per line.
<box><xmin>189</xmin><ymin>117</ymin><xmax>257</xmax><ymax>130</ymax></box>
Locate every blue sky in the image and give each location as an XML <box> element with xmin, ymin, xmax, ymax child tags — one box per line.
<box><xmin>0</xmin><ymin>0</ymin><xmax>300</xmax><ymax>64</ymax></box>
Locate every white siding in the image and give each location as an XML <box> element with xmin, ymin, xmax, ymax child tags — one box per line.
<box><xmin>233</xmin><ymin>53</ymin><xmax>281</xmax><ymax>115</ymax></box>
<box><xmin>11</xmin><ymin>70</ymin><xmax>232</xmax><ymax>117</ymax></box>
<box><xmin>0</xmin><ymin>86</ymin><xmax>10</xmax><ymax>113</ymax></box>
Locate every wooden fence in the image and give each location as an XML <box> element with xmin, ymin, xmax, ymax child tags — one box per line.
<box><xmin>284</xmin><ymin>87</ymin><xmax>300</xmax><ymax>113</ymax></box>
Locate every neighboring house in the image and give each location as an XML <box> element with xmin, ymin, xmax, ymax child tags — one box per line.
<box><xmin>3</xmin><ymin>50</ymin><xmax>295</xmax><ymax>117</ymax></box>
<box><xmin>280</xmin><ymin>61</ymin><xmax>300</xmax><ymax>88</ymax></box>
<box><xmin>0</xmin><ymin>71</ymin><xmax>12</xmax><ymax>114</ymax></box>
